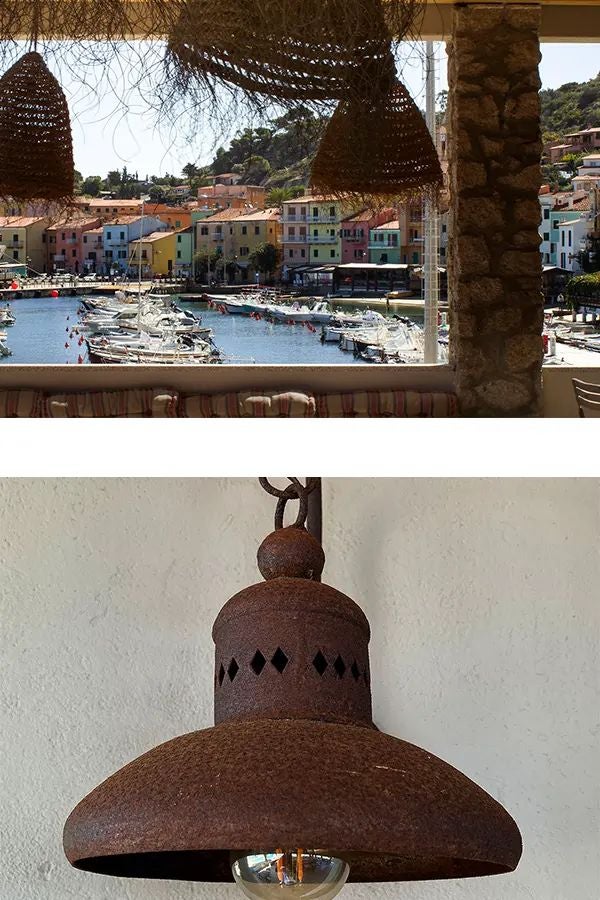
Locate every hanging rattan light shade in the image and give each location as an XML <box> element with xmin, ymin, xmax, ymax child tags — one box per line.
<box><xmin>0</xmin><ymin>52</ymin><xmax>74</xmax><ymax>202</ymax></box>
<box><xmin>310</xmin><ymin>80</ymin><xmax>444</xmax><ymax>206</ymax></box>
<box><xmin>166</xmin><ymin>0</ymin><xmax>422</xmax><ymax>108</ymax></box>
<box><xmin>64</xmin><ymin>508</ymin><xmax>522</xmax><ymax>891</ymax></box>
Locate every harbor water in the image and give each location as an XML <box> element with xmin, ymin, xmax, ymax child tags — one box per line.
<box><xmin>0</xmin><ymin>296</ymin><xmax>424</xmax><ymax>365</ymax></box>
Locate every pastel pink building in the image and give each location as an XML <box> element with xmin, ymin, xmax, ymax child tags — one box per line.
<box><xmin>46</xmin><ymin>217</ymin><xmax>102</xmax><ymax>274</ymax></box>
<box><xmin>340</xmin><ymin>208</ymin><xmax>396</xmax><ymax>263</ymax></box>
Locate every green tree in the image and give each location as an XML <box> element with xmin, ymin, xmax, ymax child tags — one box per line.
<box><xmin>560</xmin><ymin>152</ymin><xmax>585</xmax><ymax>177</ymax></box>
<box><xmin>193</xmin><ymin>249</ymin><xmax>221</xmax><ymax>281</ymax></box>
<box><xmin>182</xmin><ymin>162</ymin><xmax>200</xmax><ymax>180</ymax></box>
<box><xmin>149</xmin><ymin>184</ymin><xmax>168</xmax><ymax>202</ymax></box>
<box><xmin>240</xmin><ymin>155</ymin><xmax>271</xmax><ymax>184</ymax></box>
<box><xmin>106</xmin><ymin>170</ymin><xmax>122</xmax><ymax>190</ymax></box>
<box><xmin>248</xmin><ymin>242</ymin><xmax>280</xmax><ymax>279</ymax></box>
<box><xmin>81</xmin><ymin>175</ymin><xmax>102</xmax><ymax>197</ymax></box>
<box><xmin>266</xmin><ymin>187</ymin><xmax>295</xmax><ymax>206</ymax></box>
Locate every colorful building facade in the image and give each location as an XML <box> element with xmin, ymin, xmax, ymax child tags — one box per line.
<box><xmin>81</xmin><ymin>228</ymin><xmax>104</xmax><ymax>272</ymax></box>
<box><xmin>341</xmin><ymin>208</ymin><xmax>395</xmax><ymax>263</ymax></box>
<box><xmin>46</xmin><ymin>218</ymin><xmax>102</xmax><ymax>274</ymax></box>
<box><xmin>368</xmin><ymin>220</ymin><xmax>402</xmax><ymax>264</ymax></box>
<box><xmin>0</xmin><ymin>216</ymin><xmax>48</xmax><ymax>273</ymax></box>
<box><xmin>103</xmin><ymin>216</ymin><xmax>167</xmax><ymax>275</ymax></box>
<box><xmin>281</xmin><ymin>196</ymin><xmax>349</xmax><ymax>268</ymax></box>
<box><xmin>197</xmin><ymin>184</ymin><xmax>267</xmax><ymax>210</ymax></box>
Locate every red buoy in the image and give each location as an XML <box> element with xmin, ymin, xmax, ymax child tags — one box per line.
<box><xmin>51</xmin><ymin>289</ymin><xmax>59</xmax><ymax>298</ymax></box>
<box><xmin>10</xmin><ymin>281</ymin><xmax>18</xmax><ymax>290</ymax></box>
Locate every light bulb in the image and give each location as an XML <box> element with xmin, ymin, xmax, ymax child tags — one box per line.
<box><xmin>232</xmin><ymin>850</ymin><xmax>349</xmax><ymax>899</ymax></box>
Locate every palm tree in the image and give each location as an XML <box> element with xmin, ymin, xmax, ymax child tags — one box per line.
<box><xmin>266</xmin><ymin>187</ymin><xmax>295</xmax><ymax>207</ymax></box>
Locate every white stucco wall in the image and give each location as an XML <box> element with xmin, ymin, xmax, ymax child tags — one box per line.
<box><xmin>1</xmin><ymin>479</ymin><xmax>598</xmax><ymax>900</ymax></box>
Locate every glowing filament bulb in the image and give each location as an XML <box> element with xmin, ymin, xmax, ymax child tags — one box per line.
<box><xmin>232</xmin><ymin>849</ymin><xmax>349</xmax><ymax>898</ymax></box>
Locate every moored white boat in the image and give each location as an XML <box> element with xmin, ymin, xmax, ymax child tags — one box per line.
<box><xmin>86</xmin><ymin>332</ymin><xmax>221</xmax><ymax>365</ymax></box>
<box><xmin>0</xmin><ymin>307</ymin><xmax>16</xmax><ymax>326</ymax></box>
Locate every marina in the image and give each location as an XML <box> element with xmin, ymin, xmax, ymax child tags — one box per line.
<box><xmin>1</xmin><ymin>292</ymin><xmax>599</xmax><ymax>367</ymax></box>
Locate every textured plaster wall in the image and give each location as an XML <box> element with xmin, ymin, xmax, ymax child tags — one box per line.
<box><xmin>1</xmin><ymin>479</ymin><xmax>598</xmax><ymax>900</ymax></box>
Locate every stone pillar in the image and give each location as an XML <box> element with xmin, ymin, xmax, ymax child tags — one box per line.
<box><xmin>447</xmin><ymin>3</ymin><xmax>544</xmax><ymax>416</ymax></box>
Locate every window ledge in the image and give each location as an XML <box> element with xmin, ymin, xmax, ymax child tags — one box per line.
<box><xmin>0</xmin><ymin>363</ymin><xmax>455</xmax><ymax>396</ymax></box>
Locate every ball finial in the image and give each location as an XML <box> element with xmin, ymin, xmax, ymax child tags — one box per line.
<box><xmin>257</xmin><ymin>526</ymin><xmax>325</xmax><ymax>581</ymax></box>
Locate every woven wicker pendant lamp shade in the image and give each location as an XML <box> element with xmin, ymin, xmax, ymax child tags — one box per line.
<box><xmin>311</xmin><ymin>80</ymin><xmax>444</xmax><ymax>206</ymax></box>
<box><xmin>64</xmin><ymin>483</ymin><xmax>522</xmax><ymax>894</ymax></box>
<box><xmin>166</xmin><ymin>0</ymin><xmax>422</xmax><ymax>108</ymax></box>
<box><xmin>0</xmin><ymin>51</ymin><xmax>74</xmax><ymax>202</ymax></box>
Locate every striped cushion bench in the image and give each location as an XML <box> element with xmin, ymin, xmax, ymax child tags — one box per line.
<box><xmin>0</xmin><ymin>388</ymin><xmax>458</xmax><ymax>417</ymax></box>
<box><xmin>43</xmin><ymin>389</ymin><xmax>179</xmax><ymax>418</ymax></box>
<box><xmin>0</xmin><ymin>390</ymin><xmax>43</xmax><ymax>417</ymax></box>
<box><xmin>180</xmin><ymin>391</ymin><xmax>316</xmax><ymax>418</ymax></box>
<box><xmin>315</xmin><ymin>390</ymin><xmax>458</xmax><ymax>417</ymax></box>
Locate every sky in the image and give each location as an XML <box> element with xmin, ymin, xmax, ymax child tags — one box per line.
<box><xmin>51</xmin><ymin>42</ymin><xmax>600</xmax><ymax>179</ymax></box>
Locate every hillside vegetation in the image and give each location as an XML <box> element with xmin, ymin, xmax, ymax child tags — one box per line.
<box><xmin>541</xmin><ymin>72</ymin><xmax>600</xmax><ymax>138</ymax></box>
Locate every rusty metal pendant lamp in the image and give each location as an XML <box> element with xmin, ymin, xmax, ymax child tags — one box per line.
<box><xmin>63</xmin><ymin>478</ymin><xmax>522</xmax><ymax>896</ymax></box>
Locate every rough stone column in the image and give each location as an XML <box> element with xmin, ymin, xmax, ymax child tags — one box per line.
<box><xmin>447</xmin><ymin>3</ymin><xmax>544</xmax><ymax>416</ymax></box>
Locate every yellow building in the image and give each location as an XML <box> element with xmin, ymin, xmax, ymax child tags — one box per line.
<box><xmin>231</xmin><ymin>208</ymin><xmax>281</xmax><ymax>280</ymax></box>
<box><xmin>128</xmin><ymin>230</ymin><xmax>178</xmax><ymax>278</ymax></box>
<box><xmin>195</xmin><ymin>207</ymin><xmax>281</xmax><ymax>282</ymax></box>
<box><xmin>0</xmin><ymin>216</ymin><xmax>49</xmax><ymax>273</ymax></box>
<box><xmin>281</xmin><ymin>196</ymin><xmax>352</xmax><ymax>268</ymax></box>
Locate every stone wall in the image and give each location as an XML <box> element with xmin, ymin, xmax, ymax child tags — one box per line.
<box><xmin>448</xmin><ymin>3</ymin><xmax>544</xmax><ymax>416</ymax></box>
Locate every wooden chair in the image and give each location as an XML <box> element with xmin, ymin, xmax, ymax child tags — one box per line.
<box><xmin>572</xmin><ymin>378</ymin><xmax>600</xmax><ymax>417</ymax></box>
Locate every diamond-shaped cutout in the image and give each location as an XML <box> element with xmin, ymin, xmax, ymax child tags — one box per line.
<box><xmin>251</xmin><ymin>650</ymin><xmax>266</xmax><ymax>675</ymax></box>
<box><xmin>350</xmin><ymin>660</ymin><xmax>360</xmax><ymax>681</ymax></box>
<box><xmin>218</xmin><ymin>663</ymin><xmax>225</xmax><ymax>687</ymax></box>
<box><xmin>271</xmin><ymin>647</ymin><xmax>289</xmax><ymax>673</ymax></box>
<box><xmin>334</xmin><ymin>655</ymin><xmax>346</xmax><ymax>678</ymax></box>
<box><xmin>227</xmin><ymin>658</ymin><xmax>239</xmax><ymax>681</ymax></box>
<box><xmin>313</xmin><ymin>651</ymin><xmax>328</xmax><ymax>676</ymax></box>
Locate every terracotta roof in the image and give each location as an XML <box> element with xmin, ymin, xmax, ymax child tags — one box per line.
<box><xmin>372</xmin><ymin>220</ymin><xmax>400</xmax><ymax>230</ymax></box>
<box><xmin>0</xmin><ymin>216</ymin><xmax>46</xmax><ymax>227</ymax></box>
<box><xmin>564</xmin><ymin>128</ymin><xmax>600</xmax><ymax>137</ymax></box>
<box><xmin>200</xmin><ymin>207</ymin><xmax>255</xmax><ymax>223</ymax></box>
<box><xmin>47</xmin><ymin>218</ymin><xmax>100</xmax><ymax>231</ymax></box>
<box><xmin>80</xmin><ymin>198</ymin><xmax>142</xmax><ymax>208</ymax></box>
<box><xmin>342</xmin><ymin>208</ymin><xmax>396</xmax><ymax>224</ymax></box>
<box><xmin>103</xmin><ymin>216</ymin><xmax>145</xmax><ymax>226</ymax></box>
<box><xmin>130</xmin><ymin>231</ymin><xmax>175</xmax><ymax>244</ymax></box>
<box><xmin>85</xmin><ymin>228</ymin><xmax>104</xmax><ymax>236</ymax></box>
<box><xmin>234</xmin><ymin>208</ymin><xmax>281</xmax><ymax>222</ymax></box>
<box><xmin>282</xmin><ymin>195</ymin><xmax>339</xmax><ymax>204</ymax></box>
<box><xmin>571</xmin><ymin>197</ymin><xmax>592</xmax><ymax>211</ymax></box>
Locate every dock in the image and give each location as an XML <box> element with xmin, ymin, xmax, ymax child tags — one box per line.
<box><xmin>0</xmin><ymin>281</ymin><xmax>186</xmax><ymax>300</ymax></box>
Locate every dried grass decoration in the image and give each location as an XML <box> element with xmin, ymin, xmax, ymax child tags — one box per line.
<box><xmin>167</xmin><ymin>0</ymin><xmax>423</xmax><ymax>109</ymax></box>
<box><xmin>0</xmin><ymin>52</ymin><xmax>74</xmax><ymax>202</ymax></box>
<box><xmin>310</xmin><ymin>80</ymin><xmax>443</xmax><ymax>206</ymax></box>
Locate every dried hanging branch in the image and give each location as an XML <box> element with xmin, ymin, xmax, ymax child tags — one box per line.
<box><xmin>164</xmin><ymin>0</ymin><xmax>425</xmax><ymax>115</ymax></box>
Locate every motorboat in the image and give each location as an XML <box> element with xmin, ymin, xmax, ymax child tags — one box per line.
<box><xmin>0</xmin><ymin>307</ymin><xmax>16</xmax><ymax>326</ymax></box>
<box><xmin>269</xmin><ymin>299</ymin><xmax>333</xmax><ymax>325</ymax></box>
<box><xmin>0</xmin><ymin>329</ymin><xmax>11</xmax><ymax>356</ymax></box>
<box><xmin>86</xmin><ymin>332</ymin><xmax>221</xmax><ymax>365</ymax></box>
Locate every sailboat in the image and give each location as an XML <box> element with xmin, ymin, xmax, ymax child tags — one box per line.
<box><xmin>84</xmin><ymin>194</ymin><xmax>222</xmax><ymax>365</ymax></box>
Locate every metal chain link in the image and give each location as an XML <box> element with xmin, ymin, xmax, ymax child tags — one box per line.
<box><xmin>259</xmin><ymin>477</ymin><xmax>320</xmax><ymax>530</ymax></box>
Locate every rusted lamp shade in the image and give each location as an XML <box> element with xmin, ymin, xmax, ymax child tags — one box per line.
<box><xmin>64</xmin><ymin>527</ymin><xmax>522</xmax><ymax>886</ymax></box>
